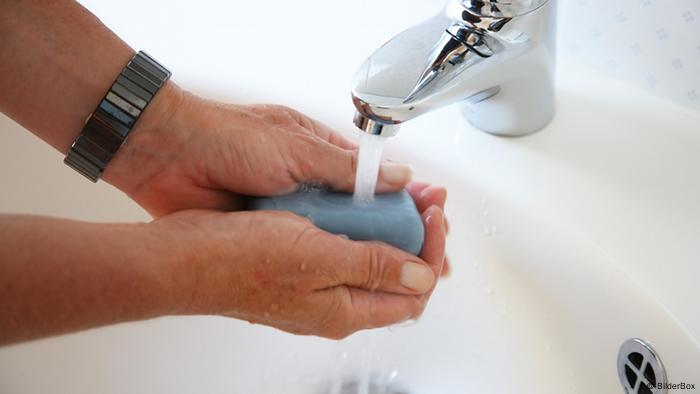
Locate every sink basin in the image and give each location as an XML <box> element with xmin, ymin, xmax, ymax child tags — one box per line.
<box><xmin>1</xmin><ymin>62</ymin><xmax>698</xmax><ymax>394</ymax></box>
<box><xmin>0</xmin><ymin>0</ymin><xmax>699</xmax><ymax>392</ymax></box>
<box><xmin>379</xmin><ymin>64</ymin><xmax>700</xmax><ymax>393</ymax></box>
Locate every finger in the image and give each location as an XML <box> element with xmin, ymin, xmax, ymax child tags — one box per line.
<box><xmin>288</xmin><ymin>139</ymin><xmax>355</xmax><ymax>191</ymax></box>
<box><xmin>410</xmin><ymin>186</ymin><xmax>447</xmax><ymax>213</ymax></box>
<box><xmin>293</xmin><ymin>111</ymin><xmax>358</xmax><ymax>150</ymax></box>
<box><xmin>419</xmin><ymin>206</ymin><xmax>447</xmax><ymax>278</ymax></box>
<box><xmin>139</xmin><ymin>186</ymin><xmax>243</xmax><ymax>217</ymax></box>
<box><xmin>375</xmin><ymin>160</ymin><xmax>414</xmax><ymax>193</ymax></box>
<box><xmin>309</xmin><ymin>121</ymin><xmax>415</xmax><ymax>193</ymax></box>
<box><xmin>320</xmin><ymin>201</ymin><xmax>445</xmax><ymax>295</ymax></box>
<box><xmin>406</xmin><ymin>182</ymin><xmax>430</xmax><ymax>197</ymax></box>
<box><xmin>344</xmin><ymin>287</ymin><xmax>425</xmax><ymax>332</ymax></box>
<box><xmin>290</xmin><ymin>140</ymin><xmax>412</xmax><ymax>193</ymax></box>
<box><xmin>441</xmin><ymin>256</ymin><xmax>452</xmax><ymax>278</ymax></box>
<box><xmin>308</xmin><ymin>120</ymin><xmax>356</xmax><ymax>150</ymax></box>
<box><xmin>319</xmin><ymin>237</ymin><xmax>436</xmax><ymax>296</ymax></box>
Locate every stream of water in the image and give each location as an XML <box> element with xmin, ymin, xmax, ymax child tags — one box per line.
<box><xmin>353</xmin><ymin>132</ymin><xmax>387</xmax><ymax>203</ymax></box>
<box><xmin>350</xmin><ymin>131</ymin><xmax>388</xmax><ymax>394</ymax></box>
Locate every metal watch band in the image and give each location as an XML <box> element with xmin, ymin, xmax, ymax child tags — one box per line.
<box><xmin>64</xmin><ymin>51</ymin><xmax>172</xmax><ymax>182</ymax></box>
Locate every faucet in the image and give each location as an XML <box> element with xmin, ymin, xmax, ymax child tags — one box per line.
<box><xmin>351</xmin><ymin>0</ymin><xmax>557</xmax><ymax>137</ymax></box>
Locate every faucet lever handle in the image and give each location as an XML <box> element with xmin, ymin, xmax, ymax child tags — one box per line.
<box><xmin>446</xmin><ymin>25</ymin><xmax>494</xmax><ymax>57</ymax></box>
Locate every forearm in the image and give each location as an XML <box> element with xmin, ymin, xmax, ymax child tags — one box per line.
<box><xmin>0</xmin><ymin>0</ymin><xmax>134</xmax><ymax>153</ymax></box>
<box><xmin>0</xmin><ymin>215</ymin><xmax>190</xmax><ymax>345</ymax></box>
<box><xmin>0</xmin><ymin>0</ymin><xmax>187</xmax><ymax>199</ymax></box>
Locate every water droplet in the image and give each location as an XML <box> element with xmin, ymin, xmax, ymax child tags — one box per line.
<box><xmin>391</xmin><ymin>317</ymin><xmax>419</xmax><ymax>329</ymax></box>
<box><xmin>483</xmin><ymin>227</ymin><xmax>492</xmax><ymax>236</ymax></box>
<box><xmin>299</xmin><ymin>263</ymin><xmax>307</xmax><ymax>272</ymax></box>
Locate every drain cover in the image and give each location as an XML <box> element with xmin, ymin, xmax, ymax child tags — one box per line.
<box><xmin>336</xmin><ymin>381</ymin><xmax>408</xmax><ymax>394</ymax></box>
<box><xmin>617</xmin><ymin>338</ymin><xmax>667</xmax><ymax>394</ymax></box>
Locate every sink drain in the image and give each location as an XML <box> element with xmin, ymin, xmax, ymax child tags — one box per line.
<box><xmin>617</xmin><ymin>338</ymin><xmax>667</xmax><ymax>394</ymax></box>
<box><xmin>335</xmin><ymin>380</ymin><xmax>408</xmax><ymax>394</ymax></box>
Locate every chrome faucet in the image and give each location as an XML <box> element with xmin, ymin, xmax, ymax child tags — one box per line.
<box><xmin>351</xmin><ymin>0</ymin><xmax>557</xmax><ymax>137</ymax></box>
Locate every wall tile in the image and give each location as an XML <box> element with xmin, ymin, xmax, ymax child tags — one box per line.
<box><xmin>558</xmin><ymin>0</ymin><xmax>700</xmax><ymax>111</ymax></box>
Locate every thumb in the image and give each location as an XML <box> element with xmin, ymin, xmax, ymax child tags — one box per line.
<box><xmin>322</xmin><ymin>239</ymin><xmax>436</xmax><ymax>295</ymax></box>
<box><xmin>290</xmin><ymin>139</ymin><xmax>413</xmax><ymax>193</ymax></box>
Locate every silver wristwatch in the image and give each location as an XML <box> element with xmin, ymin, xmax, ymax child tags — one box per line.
<box><xmin>64</xmin><ymin>51</ymin><xmax>171</xmax><ymax>182</ymax></box>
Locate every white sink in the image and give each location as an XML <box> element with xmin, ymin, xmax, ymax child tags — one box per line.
<box><xmin>384</xmin><ymin>67</ymin><xmax>700</xmax><ymax>393</ymax></box>
<box><xmin>1</xmin><ymin>0</ymin><xmax>699</xmax><ymax>392</ymax></box>
<box><xmin>2</xmin><ymin>63</ymin><xmax>698</xmax><ymax>394</ymax></box>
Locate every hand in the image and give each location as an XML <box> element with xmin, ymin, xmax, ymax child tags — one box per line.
<box><xmin>104</xmin><ymin>83</ymin><xmax>414</xmax><ymax>218</ymax></box>
<box><xmin>156</xmin><ymin>184</ymin><xmax>447</xmax><ymax>339</ymax></box>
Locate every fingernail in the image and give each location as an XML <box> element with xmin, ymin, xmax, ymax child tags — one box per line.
<box><xmin>381</xmin><ymin>162</ymin><xmax>413</xmax><ymax>184</ymax></box>
<box><xmin>400</xmin><ymin>262</ymin><xmax>434</xmax><ymax>293</ymax></box>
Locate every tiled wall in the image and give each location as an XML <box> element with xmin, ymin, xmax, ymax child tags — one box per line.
<box><xmin>558</xmin><ymin>0</ymin><xmax>700</xmax><ymax>111</ymax></box>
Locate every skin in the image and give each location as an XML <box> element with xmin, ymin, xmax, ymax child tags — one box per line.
<box><xmin>0</xmin><ymin>1</ymin><xmax>449</xmax><ymax>345</ymax></box>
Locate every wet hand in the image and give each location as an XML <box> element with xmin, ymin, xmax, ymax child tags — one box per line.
<box><xmin>155</xmin><ymin>184</ymin><xmax>447</xmax><ymax>339</ymax></box>
<box><xmin>104</xmin><ymin>83</ymin><xmax>414</xmax><ymax>217</ymax></box>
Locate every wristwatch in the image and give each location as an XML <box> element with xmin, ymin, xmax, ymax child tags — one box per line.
<box><xmin>64</xmin><ymin>51</ymin><xmax>171</xmax><ymax>182</ymax></box>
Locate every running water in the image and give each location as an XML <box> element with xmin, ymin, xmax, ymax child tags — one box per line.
<box><xmin>350</xmin><ymin>130</ymin><xmax>389</xmax><ymax>394</ymax></box>
<box><xmin>357</xmin><ymin>331</ymin><xmax>377</xmax><ymax>394</ymax></box>
<box><xmin>353</xmin><ymin>132</ymin><xmax>387</xmax><ymax>203</ymax></box>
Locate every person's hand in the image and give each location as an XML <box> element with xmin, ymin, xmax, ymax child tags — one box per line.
<box><xmin>104</xmin><ymin>84</ymin><xmax>414</xmax><ymax>218</ymax></box>
<box><xmin>155</xmin><ymin>183</ymin><xmax>447</xmax><ymax>338</ymax></box>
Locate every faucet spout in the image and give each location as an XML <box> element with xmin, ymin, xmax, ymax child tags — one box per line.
<box><xmin>351</xmin><ymin>0</ymin><xmax>556</xmax><ymax>137</ymax></box>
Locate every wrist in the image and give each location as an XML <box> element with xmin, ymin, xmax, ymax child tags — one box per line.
<box><xmin>101</xmin><ymin>80</ymin><xmax>190</xmax><ymax>199</ymax></box>
<box><xmin>127</xmin><ymin>219</ymin><xmax>200</xmax><ymax>316</ymax></box>
<box><xmin>144</xmin><ymin>212</ymin><xmax>227</xmax><ymax>316</ymax></box>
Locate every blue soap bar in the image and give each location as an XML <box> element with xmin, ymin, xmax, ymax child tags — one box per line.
<box><xmin>247</xmin><ymin>189</ymin><xmax>424</xmax><ymax>255</ymax></box>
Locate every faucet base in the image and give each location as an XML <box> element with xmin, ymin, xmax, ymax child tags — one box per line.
<box><xmin>459</xmin><ymin>79</ymin><xmax>555</xmax><ymax>137</ymax></box>
<box><xmin>459</xmin><ymin>36</ymin><xmax>556</xmax><ymax>137</ymax></box>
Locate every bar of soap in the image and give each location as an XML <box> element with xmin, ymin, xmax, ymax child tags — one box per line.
<box><xmin>247</xmin><ymin>189</ymin><xmax>424</xmax><ymax>255</ymax></box>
